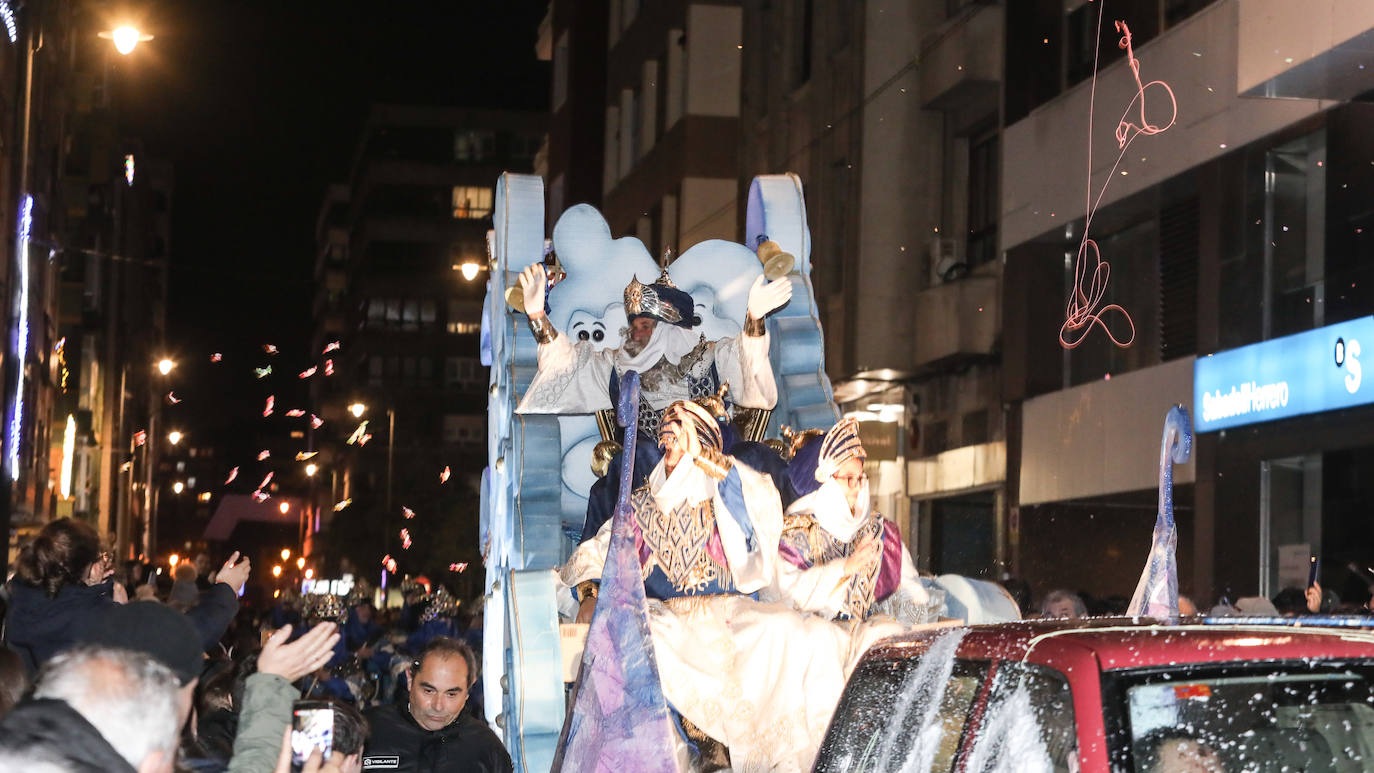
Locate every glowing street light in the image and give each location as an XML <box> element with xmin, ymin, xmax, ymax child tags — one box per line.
<box><xmin>281</xmin><ymin>548</ymin><xmax>291</xmax><ymax>561</ymax></box>
<box><xmin>156</xmin><ymin>358</ymin><xmax>176</xmax><ymax>376</ymax></box>
<box><xmin>348</xmin><ymin>402</ymin><xmax>367</xmax><ymax>418</ymax></box>
<box><xmin>296</xmin><ymin>557</ymin><xmax>306</xmax><ymax>570</ymax></box>
<box><xmin>459</xmin><ymin>262</ymin><xmax>480</xmax><ymax>281</ymax></box>
<box><xmin>169</xmin><ymin>553</ymin><xmax>180</xmax><ymax>567</ymax></box>
<box><xmin>167</xmin><ymin>430</ymin><xmax>183</xmax><ymax>445</ymax></box>
<box><xmin>278</xmin><ymin>501</ymin><xmax>290</xmax><ymax>515</ymax></box>
<box><xmin>304</xmin><ymin>568</ymin><xmax>314</xmax><ymax>579</ymax></box>
<box><xmin>172</xmin><ymin>481</ymin><xmax>184</xmax><ymax>494</ymax></box>
<box><xmin>100</xmin><ymin>25</ymin><xmax>155</xmax><ymax>55</ymax></box>
<box><xmin>305</xmin><ymin>462</ymin><xmax>318</xmax><ymax>477</ymax></box>
<box><xmin>271</xmin><ymin>565</ymin><xmax>282</xmax><ymax>578</ymax></box>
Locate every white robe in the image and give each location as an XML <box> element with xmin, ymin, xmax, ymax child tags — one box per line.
<box><xmin>559</xmin><ymin>459</ymin><xmax>902</xmax><ymax>772</ymax></box>
<box><xmin>516</xmin><ymin>323</ymin><xmax>777</xmax><ymax>414</ymax></box>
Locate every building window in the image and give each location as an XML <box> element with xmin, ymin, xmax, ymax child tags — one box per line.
<box><xmin>451</xmin><ymin>186</ymin><xmax>493</xmax><ymax>219</ymax></box>
<box><xmin>966</xmin><ymin>128</ymin><xmax>999</xmax><ymax>267</ymax></box>
<box><xmin>454</xmin><ymin>130</ymin><xmax>494</xmax><ymax>163</ymax></box>
<box><xmin>442</xmin><ymin>414</ymin><xmax>485</xmax><ymax>447</ymax></box>
<box><xmin>368</xmin><ymin>357</ymin><xmax>384</xmax><ymax>386</ymax></box>
<box><xmin>444</xmin><ymin>357</ymin><xmax>484</xmax><ymax>388</ymax></box>
<box><xmin>421</xmin><ymin>299</ymin><xmax>437</xmax><ymax>329</ymax></box>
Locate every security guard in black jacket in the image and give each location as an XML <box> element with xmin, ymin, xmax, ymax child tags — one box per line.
<box><xmin>362</xmin><ymin>637</ymin><xmax>511</xmax><ymax>773</ymax></box>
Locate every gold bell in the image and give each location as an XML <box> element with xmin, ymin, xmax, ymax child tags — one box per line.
<box><xmin>755</xmin><ymin>240</ymin><xmax>795</xmax><ymax>281</ymax></box>
<box><xmin>504</xmin><ymin>261</ymin><xmax>567</xmax><ymax>314</ymax></box>
<box><xmin>504</xmin><ymin>285</ymin><xmax>525</xmax><ymax>313</ymax></box>
<box><xmin>590</xmin><ymin>440</ymin><xmax>623</xmax><ymax>479</ymax></box>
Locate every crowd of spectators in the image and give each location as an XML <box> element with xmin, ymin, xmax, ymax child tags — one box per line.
<box><xmin>0</xmin><ymin>518</ymin><xmax>510</xmax><ymax>773</ymax></box>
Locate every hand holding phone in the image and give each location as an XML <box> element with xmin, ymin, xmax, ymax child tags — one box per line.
<box><xmin>1309</xmin><ymin>555</ymin><xmax>1321</xmax><ymax>588</ymax></box>
<box><xmin>291</xmin><ymin>701</ymin><xmax>334</xmax><ymax>772</ymax></box>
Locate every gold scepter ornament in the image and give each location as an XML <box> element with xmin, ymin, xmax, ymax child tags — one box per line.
<box><xmin>505</xmin><ymin>247</ymin><xmax>566</xmax><ymax>313</ymax></box>
<box><xmin>755</xmin><ymin>236</ymin><xmax>795</xmax><ymax>281</ymax></box>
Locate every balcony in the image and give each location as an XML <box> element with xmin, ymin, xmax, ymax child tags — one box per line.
<box><xmin>913</xmin><ymin>274</ymin><xmax>999</xmax><ymax>369</ymax></box>
<box><xmin>1238</xmin><ymin>0</ymin><xmax>1374</xmax><ymax>101</ymax></box>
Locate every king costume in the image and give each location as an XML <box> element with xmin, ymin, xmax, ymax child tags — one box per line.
<box><xmin>514</xmin><ymin>260</ymin><xmax>790</xmax><ymax>439</ymax></box>
<box><xmin>559</xmin><ymin>401</ymin><xmax>898</xmax><ymax>773</ymax></box>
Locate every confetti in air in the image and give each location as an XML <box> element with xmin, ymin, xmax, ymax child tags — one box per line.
<box><xmin>333</xmin><ymin>498</ymin><xmax>352</xmax><ymax>511</ymax></box>
<box><xmin>210</xmin><ymin>353</ymin><xmax>222</xmax><ymax>363</ymax></box>
<box><xmin>1060</xmin><ymin>10</ymin><xmax>1175</xmax><ymax>350</ymax></box>
<box><xmin>400</xmin><ymin>528</ymin><xmax>412</xmax><ymax>549</ymax></box>
<box><xmin>263</xmin><ymin>344</ymin><xmax>278</xmax><ymax>355</ymax></box>
<box><xmin>252</xmin><ymin>490</ymin><xmax>270</xmax><ymax>503</ymax></box>
<box><xmin>402</xmin><ymin>506</ymin><xmax>415</xmax><ymax>519</ymax></box>
<box><xmin>258</xmin><ymin>471</ymin><xmax>274</xmax><ymax>490</ymax></box>
<box><xmin>439</xmin><ymin>466</ymin><xmax>450</xmax><ymax>484</ymax></box>
<box><xmin>449</xmin><ymin>562</ymin><xmax>468</xmax><ymax>573</ymax></box>
<box><xmin>294</xmin><ymin>451</ymin><xmax>318</xmax><ymax>461</ymax></box>
<box><xmin>257</xmin><ymin>449</ymin><xmax>271</xmax><ymax>461</ymax></box>
<box><xmin>323</xmin><ymin>341</ymin><xmax>340</xmax><ymax>353</ymax></box>
<box><xmin>357</xmin><ymin>433</ymin><xmax>372</xmax><ymax>446</ymax></box>
<box><xmin>166</xmin><ymin>392</ymin><xmax>181</xmax><ymax>405</ymax></box>
<box><xmin>382</xmin><ymin>555</ymin><xmax>397</xmax><ymax>573</ymax></box>
<box><xmin>285</xmin><ymin>409</ymin><xmax>305</xmax><ymax>417</ymax></box>
<box><xmin>133</xmin><ymin>430</ymin><xmax>147</xmax><ymax>447</ymax></box>
<box><xmin>263</xmin><ymin>396</ymin><xmax>275</xmax><ymax>417</ymax></box>
<box><xmin>255</xmin><ymin>366</ymin><xmax>272</xmax><ymax>379</ymax></box>
<box><xmin>323</xmin><ymin>359</ymin><xmax>334</xmax><ymax>376</ymax></box>
<box><xmin>298</xmin><ymin>366</ymin><xmax>317</xmax><ymax>379</ymax></box>
<box><xmin>346</xmin><ymin>421</ymin><xmax>368</xmax><ymax>445</ymax></box>
<box><xmin>225</xmin><ymin>467</ymin><xmax>239</xmax><ymax>484</ymax></box>
<box><xmin>310</xmin><ymin>414</ymin><xmax>323</xmax><ymax>429</ymax></box>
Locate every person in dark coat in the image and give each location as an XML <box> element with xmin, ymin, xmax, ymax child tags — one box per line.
<box><xmin>2</xmin><ymin>518</ymin><xmax>250</xmax><ymax>676</ymax></box>
<box><xmin>363</xmin><ymin>636</ymin><xmax>510</xmax><ymax>773</ymax></box>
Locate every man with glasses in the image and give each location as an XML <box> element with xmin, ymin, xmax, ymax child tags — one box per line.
<box><xmin>772</xmin><ymin>418</ymin><xmax>932</xmax><ymax>624</ymax></box>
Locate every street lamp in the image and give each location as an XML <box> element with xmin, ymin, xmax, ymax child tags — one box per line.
<box><xmin>459</xmin><ymin>262</ymin><xmax>480</xmax><ymax>281</ymax></box>
<box><xmin>156</xmin><ymin>358</ymin><xmax>175</xmax><ymax>376</ymax></box>
<box><xmin>98</xmin><ymin>26</ymin><xmax>155</xmax><ymax>56</ymax></box>
<box><xmin>278</xmin><ymin>501</ymin><xmax>290</xmax><ymax>515</ymax></box>
<box><xmin>281</xmin><ymin>548</ymin><xmax>291</xmax><ymax>561</ymax></box>
<box><xmin>167</xmin><ymin>430</ymin><xmax>182</xmax><ymax>445</ymax></box>
<box><xmin>348</xmin><ymin>402</ymin><xmax>366</xmax><ymax>419</ymax></box>
<box><xmin>305</xmin><ymin>462</ymin><xmax>318</xmax><ymax>477</ymax></box>
<box><xmin>296</xmin><ymin>556</ymin><xmax>306</xmax><ymax>570</ymax></box>
<box><xmin>172</xmin><ymin>481</ymin><xmax>184</xmax><ymax>494</ymax></box>
<box><xmin>271</xmin><ymin>565</ymin><xmax>282</xmax><ymax>578</ymax></box>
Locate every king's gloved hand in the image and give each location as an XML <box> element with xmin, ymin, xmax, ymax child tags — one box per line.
<box><xmin>746</xmin><ymin>274</ymin><xmax>793</xmax><ymax>320</ymax></box>
<box><xmin>520</xmin><ymin>263</ymin><xmax>547</xmax><ymax>316</ymax></box>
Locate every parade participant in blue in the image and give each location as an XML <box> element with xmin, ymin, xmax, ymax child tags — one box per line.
<box><xmin>560</xmin><ymin>400</ymin><xmax>893</xmax><ymax>773</ymax></box>
<box><xmin>515</xmin><ymin>259</ymin><xmax>791</xmax><ymax>439</ymax></box>
<box><xmin>770</xmin><ymin>419</ymin><xmax>934</xmax><ymax>625</ymax></box>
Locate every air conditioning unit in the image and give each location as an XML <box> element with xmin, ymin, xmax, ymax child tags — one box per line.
<box><xmin>928</xmin><ymin>237</ymin><xmax>969</xmax><ymax>287</ymax></box>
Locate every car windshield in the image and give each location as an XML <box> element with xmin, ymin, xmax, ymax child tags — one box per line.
<box><xmin>1114</xmin><ymin>662</ymin><xmax>1374</xmax><ymax>773</ymax></box>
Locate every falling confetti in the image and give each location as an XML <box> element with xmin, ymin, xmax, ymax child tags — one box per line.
<box><xmin>382</xmin><ymin>555</ymin><xmax>397</xmax><ymax>573</ymax></box>
<box><xmin>252</xmin><ymin>490</ymin><xmax>270</xmax><ymax>503</ymax></box>
<box><xmin>133</xmin><ymin>430</ymin><xmax>147</xmax><ymax>447</ymax></box>
<box><xmin>322</xmin><ymin>341</ymin><xmax>340</xmax><ymax>353</ymax></box>
<box><xmin>285</xmin><ymin>409</ymin><xmax>305</xmax><ymax>417</ymax></box>
<box><xmin>166</xmin><ymin>392</ymin><xmax>181</xmax><ymax>405</ymax></box>
<box><xmin>357</xmin><ymin>433</ymin><xmax>372</xmax><ymax>446</ymax></box>
<box><xmin>258</xmin><ymin>471</ymin><xmax>274</xmax><ymax>490</ymax></box>
<box><xmin>225</xmin><ymin>467</ymin><xmax>239</xmax><ymax>484</ymax></box>
<box><xmin>402</xmin><ymin>506</ymin><xmax>415</xmax><ymax>519</ymax></box>
<box><xmin>324</xmin><ymin>359</ymin><xmax>335</xmax><ymax>376</ymax></box>
<box><xmin>400</xmin><ymin>528</ymin><xmax>412</xmax><ymax>549</ymax></box>
<box><xmin>449</xmin><ymin>563</ymin><xmax>468</xmax><ymax>573</ymax></box>
<box><xmin>263</xmin><ymin>395</ymin><xmax>275</xmax><ymax>417</ymax></box>
<box><xmin>257</xmin><ymin>449</ymin><xmax>271</xmax><ymax>461</ymax></box>
<box><xmin>298</xmin><ymin>366</ymin><xmax>317</xmax><ymax>379</ymax></box>
<box><xmin>346</xmin><ymin>421</ymin><xmax>368</xmax><ymax>445</ymax></box>
<box><xmin>263</xmin><ymin>344</ymin><xmax>278</xmax><ymax>354</ymax></box>
<box><xmin>294</xmin><ymin>451</ymin><xmax>318</xmax><ymax>461</ymax></box>
<box><xmin>310</xmin><ymin>414</ymin><xmax>323</xmax><ymax>429</ymax></box>
<box><xmin>255</xmin><ymin>366</ymin><xmax>272</xmax><ymax>379</ymax></box>
<box><xmin>333</xmin><ymin>498</ymin><xmax>352</xmax><ymax>511</ymax></box>
<box><xmin>210</xmin><ymin>353</ymin><xmax>222</xmax><ymax>363</ymax></box>
<box><xmin>439</xmin><ymin>466</ymin><xmax>450</xmax><ymax>484</ymax></box>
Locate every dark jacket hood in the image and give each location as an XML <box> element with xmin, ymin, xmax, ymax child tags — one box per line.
<box><xmin>3</xmin><ymin>580</ymin><xmax>115</xmax><ymax>675</ymax></box>
<box><xmin>0</xmin><ymin>697</ymin><xmax>137</xmax><ymax>773</ymax></box>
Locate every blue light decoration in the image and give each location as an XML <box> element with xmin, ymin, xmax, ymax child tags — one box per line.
<box><xmin>0</xmin><ymin>2</ymin><xmax>15</xmax><ymax>44</ymax></box>
<box><xmin>1193</xmin><ymin>316</ymin><xmax>1374</xmax><ymax>433</ymax></box>
<box><xmin>124</xmin><ymin>154</ymin><xmax>134</xmax><ymax>186</ymax></box>
<box><xmin>9</xmin><ymin>194</ymin><xmax>31</xmax><ymax>480</ymax></box>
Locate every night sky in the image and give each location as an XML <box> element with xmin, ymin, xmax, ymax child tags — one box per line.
<box><xmin>114</xmin><ymin>1</ymin><xmax>550</xmax><ymax>449</ymax></box>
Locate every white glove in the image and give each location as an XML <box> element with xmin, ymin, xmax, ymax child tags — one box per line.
<box><xmin>520</xmin><ymin>263</ymin><xmax>547</xmax><ymax>315</ymax></box>
<box><xmin>746</xmin><ymin>274</ymin><xmax>793</xmax><ymax>319</ymax></box>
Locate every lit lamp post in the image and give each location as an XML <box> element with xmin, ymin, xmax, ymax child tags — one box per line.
<box><xmin>98</xmin><ymin>26</ymin><xmax>154</xmax><ymax>56</ymax></box>
<box><xmin>347</xmin><ymin>401</ymin><xmax>396</xmax><ymax>590</ymax></box>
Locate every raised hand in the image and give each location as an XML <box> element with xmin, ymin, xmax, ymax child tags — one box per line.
<box><xmin>520</xmin><ymin>263</ymin><xmax>547</xmax><ymax>317</ymax></box>
<box><xmin>843</xmin><ymin>536</ymin><xmax>882</xmax><ymax>578</ymax></box>
<box><xmin>746</xmin><ymin>274</ymin><xmax>793</xmax><ymax>319</ymax></box>
<box><xmin>257</xmin><ymin>622</ymin><xmax>340</xmax><ymax>682</ymax></box>
<box><xmin>217</xmin><ymin>551</ymin><xmax>251</xmax><ymax>594</ymax></box>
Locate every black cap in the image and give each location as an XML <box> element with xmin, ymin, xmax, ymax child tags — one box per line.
<box><xmin>85</xmin><ymin>601</ymin><xmax>203</xmax><ymax>685</ymax></box>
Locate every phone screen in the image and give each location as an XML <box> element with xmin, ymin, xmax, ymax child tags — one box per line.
<box><xmin>291</xmin><ymin>705</ymin><xmax>334</xmax><ymax>770</ymax></box>
<box><xmin>1309</xmin><ymin>556</ymin><xmax>1321</xmax><ymax>588</ymax></box>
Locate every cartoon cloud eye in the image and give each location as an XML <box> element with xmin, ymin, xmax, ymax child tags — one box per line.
<box><xmin>577</xmin><ymin>329</ymin><xmax>590</xmax><ymax>341</ymax></box>
<box><xmin>592</xmin><ymin>329</ymin><xmax>605</xmax><ymax>342</ymax></box>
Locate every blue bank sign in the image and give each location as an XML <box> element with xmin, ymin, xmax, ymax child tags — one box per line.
<box><xmin>1194</xmin><ymin>316</ymin><xmax>1373</xmax><ymax>432</ymax></box>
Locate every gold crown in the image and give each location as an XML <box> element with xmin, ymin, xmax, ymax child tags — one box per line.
<box><xmin>815</xmin><ymin>418</ymin><xmax>866</xmax><ymax>482</ymax></box>
<box><xmin>623</xmin><ymin>276</ymin><xmax>683</xmax><ymax>324</ymax></box>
